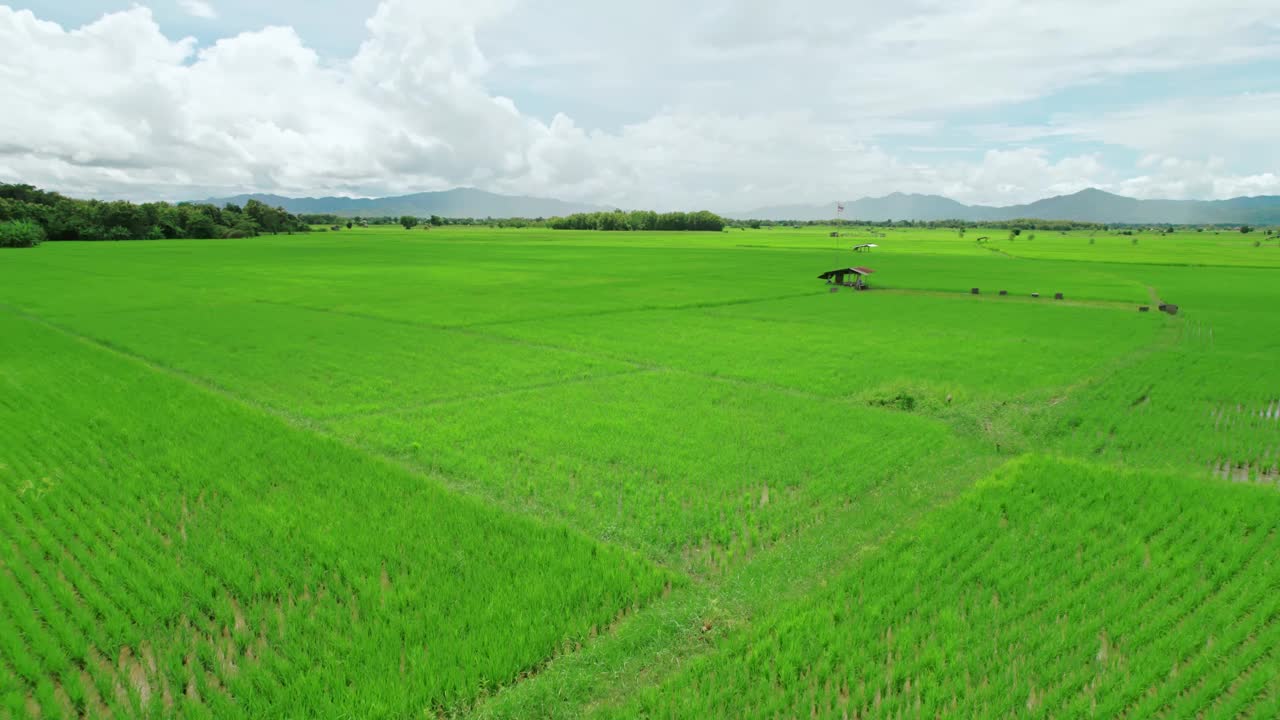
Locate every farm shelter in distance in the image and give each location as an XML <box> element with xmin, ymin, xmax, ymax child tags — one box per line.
<box><xmin>818</xmin><ymin>266</ymin><xmax>875</xmax><ymax>289</ymax></box>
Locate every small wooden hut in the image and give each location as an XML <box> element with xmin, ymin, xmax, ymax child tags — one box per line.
<box><xmin>818</xmin><ymin>266</ymin><xmax>875</xmax><ymax>289</ymax></box>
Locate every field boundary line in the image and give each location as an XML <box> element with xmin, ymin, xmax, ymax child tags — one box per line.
<box><xmin>0</xmin><ymin>300</ymin><xmax>628</xmax><ymax>443</ymax></box>
<box><xmin>976</xmin><ymin>249</ymin><xmax>1280</xmax><ymax>271</ymax></box>
<box><xmin>0</xmin><ymin>302</ymin><xmax>269</xmax><ymax>412</ymax></box>
<box><xmin>451</xmin><ymin>291</ymin><xmax>819</xmax><ymax>329</ymax></box>
<box><xmin>873</xmin><ymin>287</ymin><xmax>1149</xmax><ymax>310</ymax></box>
<box><xmin>245</xmin><ymin>296</ymin><xmax>852</xmax><ymax>392</ymax></box>
<box><xmin>478</xmin><ymin>450</ymin><xmax>1015</xmax><ymax>717</ymax></box>
<box><xmin>246</xmin><ymin>297</ymin><xmax>660</xmax><ymax>372</ymax></box>
<box><xmin>250</xmin><ymin>290</ymin><xmax>818</xmax><ymax>333</ymax></box>
<box><xmin>319</xmin><ymin>367</ymin><xmax>656</xmax><ymax>422</ymax></box>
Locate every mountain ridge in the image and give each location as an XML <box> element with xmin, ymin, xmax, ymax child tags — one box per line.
<box><xmin>204</xmin><ymin>187</ymin><xmax>608</xmax><ymax>219</ymax></box>
<box><xmin>735</xmin><ymin>188</ymin><xmax>1280</xmax><ymax>224</ymax></box>
<box><xmin>202</xmin><ymin>187</ymin><xmax>1280</xmax><ymax>224</ymax></box>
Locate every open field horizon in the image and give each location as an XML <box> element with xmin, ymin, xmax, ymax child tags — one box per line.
<box><xmin>2</xmin><ymin>224</ymin><xmax>1279</xmax><ymax>717</ymax></box>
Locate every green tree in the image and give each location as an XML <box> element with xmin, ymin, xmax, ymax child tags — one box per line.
<box><xmin>179</xmin><ymin>205</ymin><xmax>218</xmax><ymax>239</ymax></box>
<box><xmin>399</xmin><ymin>215</ymin><xmax>418</xmax><ymax>230</ymax></box>
<box><xmin>0</xmin><ymin>219</ymin><xmax>46</xmax><ymax>247</ymax></box>
<box><xmin>245</xmin><ymin>199</ymin><xmax>287</xmax><ymax>234</ymax></box>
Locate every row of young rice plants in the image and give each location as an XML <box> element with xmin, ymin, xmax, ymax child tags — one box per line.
<box><xmin>1042</xmin><ymin>263</ymin><xmax>1280</xmax><ymax>481</ymax></box>
<box><xmin>595</xmin><ymin>455</ymin><xmax>1280</xmax><ymax>719</ymax></box>
<box><xmin>324</xmin><ymin>369</ymin><xmax>964</xmax><ymax>576</ymax></box>
<box><xmin>0</xmin><ymin>313</ymin><xmax>670</xmax><ymax>718</ymax></box>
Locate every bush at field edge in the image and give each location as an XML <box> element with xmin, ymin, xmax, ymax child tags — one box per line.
<box><xmin>0</xmin><ymin>219</ymin><xmax>46</xmax><ymax>248</ymax></box>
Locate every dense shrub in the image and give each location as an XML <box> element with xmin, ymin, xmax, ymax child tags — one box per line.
<box><xmin>0</xmin><ymin>219</ymin><xmax>45</xmax><ymax>247</ymax></box>
<box><xmin>548</xmin><ymin>209</ymin><xmax>726</xmax><ymax>231</ymax></box>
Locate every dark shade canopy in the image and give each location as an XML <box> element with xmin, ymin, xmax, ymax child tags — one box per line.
<box><xmin>817</xmin><ymin>267</ymin><xmax>875</xmax><ymax>280</ymax></box>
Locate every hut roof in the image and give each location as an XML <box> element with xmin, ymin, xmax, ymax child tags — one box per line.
<box><xmin>817</xmin><ymin>267</ymin><xmax>875</xmax><ymax>279</ymax></box>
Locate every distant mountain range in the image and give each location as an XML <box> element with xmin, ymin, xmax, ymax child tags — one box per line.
<box><xmin>204</xmin><ymin>187</ymin><xmax>1280</xmax><ymax>224</ymax></box>
<box><xmin>205</xmin><ymin>188</ymin><xmax>606</xmax><ymax>219</ymax></box>
<box><xmin>736</xmin><ymin>188</ymin><xmax>1280</xmax><ymax>224</ymax></box>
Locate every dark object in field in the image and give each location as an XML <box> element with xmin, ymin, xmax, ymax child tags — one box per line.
<box><xmin>818</xmin><ymin>267</ymin><xmax>874</xmax><ymax>290</ymax></box>
<box><xmin>1031</xmin><ymin>292</ymin><xmax>1040</xmax><ymax>298</ymax></box>
<box><xmin>852</xmin><ymin>243</ymin><xmax>878</xmax><ymax>252</ymax></box>
<box><xmin>1054</xmin><ymin>293</ymin><xmax>1064</xmax><ymax>300</ymax></box>
<box><xmin>1139</xmin><ymin>306</ymin><xmax>1150</xmax><ymax>312</ymax></box>
<box><xmin>330</xmin><ymin>225</ymin><xmax>340</xmax><ymax>231</ymax></box>
<box><xmin>829</xmin><ymin>287</ymin><xmax>839</xmax><ymax>293</ymax></box>
<box><xmin>999</xmin><ymin>290</ymin><xmax>1008</xmax><ymax>296</ymax></box>
<box><xmin>971</xmin><ymin>288</ymin><xmax>980</xmax><ymax>295</ymax></box>
<box><xmin>829</xmin><ymin>232</ymin><xmax>840</xmax><ymax>238</ymax></box>
<box><xmin>1159</xmin><ymin>304</ymin><xmax>1180</xmax><ymax>316</ymax></box>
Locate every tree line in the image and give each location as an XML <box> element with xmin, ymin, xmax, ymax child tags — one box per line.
<box><xmin>548</xmin><ymin>210</ymin><xmax>726</xmax><ymax>231</ymax></box>
<box><xmin>300</xmin><ymin>213</ymin><xmax>447</xmax><ymax>227</ymax></box>
<box><xmin>0</xmin><ymin>184</ymin><xmax>309</xmax><ymax>247</ymax></box>
<box><xmin>301</xmin><ymin>214</ymin><xmax>553</xmax><ymax>229</ymax></box>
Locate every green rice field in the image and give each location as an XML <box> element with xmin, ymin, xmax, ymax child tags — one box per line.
<box><xmin>2</xmin><ymin>224</ymin><xmax>1278</xmax><ymax>717</ymax></box>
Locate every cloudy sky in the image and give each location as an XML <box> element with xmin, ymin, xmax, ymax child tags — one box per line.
<box><xmin>3</xmin><ymin>1</ymin><xmax>1279</xmax><ymax>210</ymax></box>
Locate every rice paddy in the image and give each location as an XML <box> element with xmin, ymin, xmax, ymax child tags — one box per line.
<box><xmin>1</xmin><ymin>223</ymin><xmax>1277</xmax><ymax>717</ymax></box>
